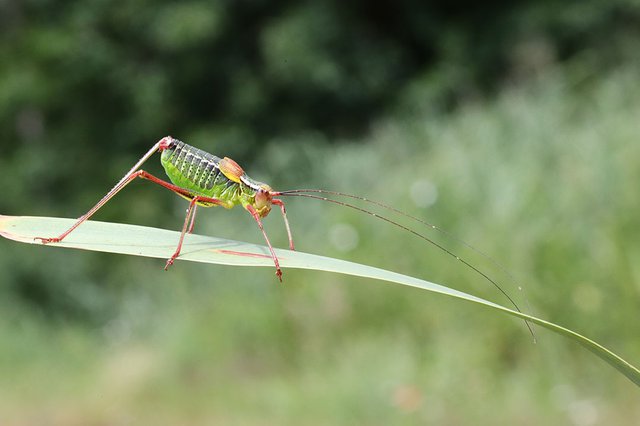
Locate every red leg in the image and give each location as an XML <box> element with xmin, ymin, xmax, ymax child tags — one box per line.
<box><xmin>36</xmin><ymin>169</ymin><xmax>225</xmax><ymax>243</ymax></box>
<box><xmin>164</xmin><ymin>194</ymin><xmax>226</xmax><ymax>269</ymax></box>
<box><xmin>35</xmin><ymin>139</ymin><xmax>160</xmax><ymax>243</ymax></box>
<box><xmin>245</xmin><ymin>204</ymin><xmax>283</xmax><ymax>282</ymax></box>
<box><xmin>272</xmin><ymin>198</ymin><xmax>294</xmax><ymax>250</ymax></box>
<box><xmin>165</xmin><ymin>197</ymin><xmax>198</xmax><ymax>270</ymax></box>
<box><xmin>35</xmin><ymin>168</ymin><xmax>227</xmax><ymax>269</ymax></box>
<box><xmin>187</xmin><ymin>204</ymin><xmax>198</xmax><ymax>234</ymax></box>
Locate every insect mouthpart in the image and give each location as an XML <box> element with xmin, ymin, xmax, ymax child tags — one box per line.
<box><xmin>254</xmin><ymin>189</ymin><xmax>273</xmax><ymax>216</ymax></box>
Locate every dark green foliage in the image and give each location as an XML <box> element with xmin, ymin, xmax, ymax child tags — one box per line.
<box><xmin>1</xmin><ymin>0</ymin><xmax>638</xmax><ymax>154</ymax></box>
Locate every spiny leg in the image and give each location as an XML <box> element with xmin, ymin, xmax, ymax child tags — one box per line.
<box><xmin>272</xmin><ymin>198</ymin><xmax>294</xmax><ymax>250</ymax></box>
<box><xmin>245</xmin><ymin>204</ymin><xmax>283</xmax><ymax>282</ymax></box>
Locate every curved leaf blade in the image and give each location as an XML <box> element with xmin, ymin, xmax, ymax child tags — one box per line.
<box><xmin>1</xmin><ymin>215</ymin><xmax>639</xmax><ymax>387</ymax></box>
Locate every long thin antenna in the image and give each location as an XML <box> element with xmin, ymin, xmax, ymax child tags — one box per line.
<box><xmin>277</xmin><ymin>190</ymin><xmax>536</xmax><ymax>341</ymax></box>
<box><xmin>281</xmin><ymin>189</ymin><xmax>521</xmax><ymax>289</ymax></box>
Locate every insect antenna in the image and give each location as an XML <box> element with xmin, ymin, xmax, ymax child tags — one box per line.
<box><xmin>277</xmin><ymin>189</ymin><xmax>536</xmax><ymax>340</ymax></box>
<box><xmin>281</xmin><ymin>189</ymin><xmax>525</xmax><ymax>289</ymax></box>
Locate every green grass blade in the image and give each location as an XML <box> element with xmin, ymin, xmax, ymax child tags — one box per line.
<box><xmin>1</xmin><ymin>214</ymin><xmax>639</xmax><ymax>387</ymax></box>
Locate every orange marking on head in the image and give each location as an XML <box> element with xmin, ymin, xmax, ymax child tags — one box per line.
<box><xmin>219</xmin><ymin>157</ymin><xmax>245</xmax><ymax>183</ymax></box>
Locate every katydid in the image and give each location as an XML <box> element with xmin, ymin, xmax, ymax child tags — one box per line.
<box><xmin>35</xmin><ymin>136</ymin><xmax>533</xmax><ymax>336</ymax></box>
<box><xmin>36</xmin><ymin>136</ymin><xmax>293</xmax><ymax>281</ymax></box>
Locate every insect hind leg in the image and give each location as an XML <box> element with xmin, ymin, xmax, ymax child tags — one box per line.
<box><xmin>35</xmin><ymin>169</ymin><xmax>228</xmax><ymax>272</ymax></box>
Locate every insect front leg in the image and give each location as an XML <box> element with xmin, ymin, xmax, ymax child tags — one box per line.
<box><xmin>272</xmin><ymin>198</ymin><xmax>294</xmax><ymax>250</ymax></box>
<box><xmin>245</xmin><ymin>204</ymin><xmax>283</xmax><ymax>282</ymax></box>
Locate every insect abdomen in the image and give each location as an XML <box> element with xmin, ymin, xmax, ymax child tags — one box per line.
<box><xmin>160</xmin><ymin>139</ymin><xmax>230</xmax><ymax>194</ymax></box>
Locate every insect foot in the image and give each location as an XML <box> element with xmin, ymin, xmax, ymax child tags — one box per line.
<box><xmin>34</xmin><ymin>237</ymin><xmax>61</xmax><ymax>244</ymax></box>
<box><xmin>164</xmin><ymin>258</ymin><xmax>175</xmax><ymax>270</ymax></box>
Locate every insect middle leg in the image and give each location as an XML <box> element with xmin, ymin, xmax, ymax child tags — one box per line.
<box><xmin>164</xmin><ymin>196</ymin><xmax>212</xmax><ymax>270</ymax></box>
<box><xmin>187</xmin><ymin>204</ymin><xmax>198</xmax><ymax>234</ymax></box>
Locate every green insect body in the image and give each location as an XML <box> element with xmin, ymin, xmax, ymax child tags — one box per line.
<box><xmin>160</xmin><ymin>138</ymin><xmax>274</xmax><ymax>217</ymax></box>
<box><xmin>36</xmin><ymin>136</ymin><xmax>291</xmax><ymax>280</ymax></box>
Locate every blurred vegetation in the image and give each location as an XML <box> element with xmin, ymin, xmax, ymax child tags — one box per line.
<box><xmin>1</xmin><ymin>0</ymin><xmax>640</xmax><ymax>424</ymax></box>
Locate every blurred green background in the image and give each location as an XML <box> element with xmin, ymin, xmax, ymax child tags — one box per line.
<box><xmin>1</xmin><ymin>0</ymin><xmax>640</xmax><ymax>424</ymax></box>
